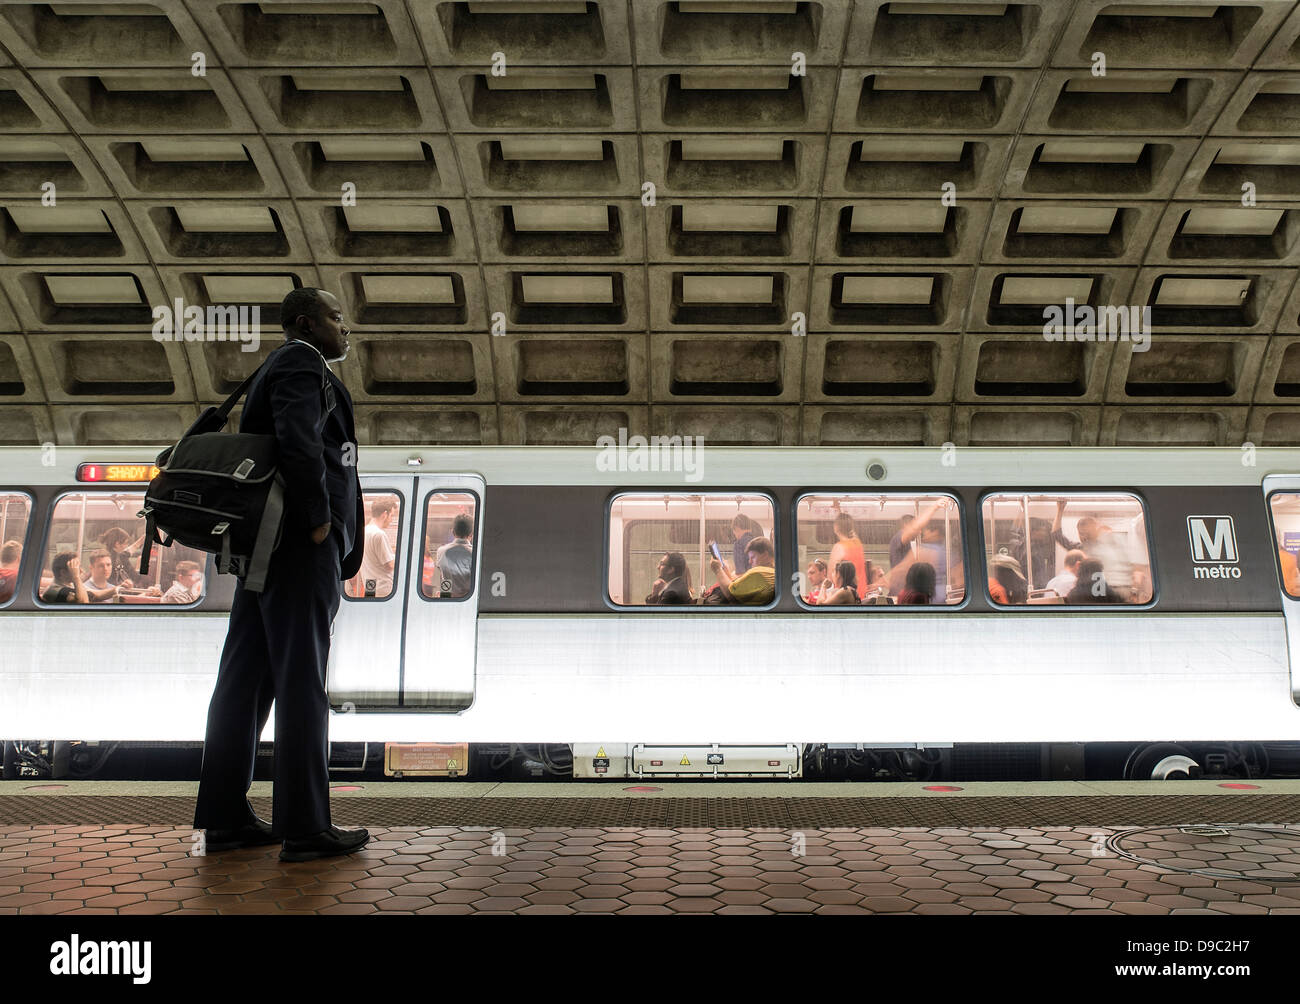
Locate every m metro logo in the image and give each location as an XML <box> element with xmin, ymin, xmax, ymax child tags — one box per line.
<box><xmin>1187</xmin><ymin>516</ymin><xmax>1241</xmax><ymax>581</ymax></box>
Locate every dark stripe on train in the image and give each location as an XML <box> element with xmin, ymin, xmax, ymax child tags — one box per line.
<box><xmin>0</xmin><ymin>483</ymin><xmax>1282</xmax><ymax>614</ymax></box>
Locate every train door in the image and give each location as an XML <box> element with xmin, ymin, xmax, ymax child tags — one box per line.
<box><xmin>1263</xmin><ymin>476</ymin><xmax>1300</xmax><ymax>707</ymax></box>
<box><xmin>327</xmin><ymin>476</ymin><xmax>414</xmax><ymax>709</ymax></box>
<box><xmin>399</xmin><ymin>476</ymin><xmax>483</xmax><ymax>711</ymax></box>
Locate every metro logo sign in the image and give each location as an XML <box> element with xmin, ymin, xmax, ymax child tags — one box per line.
<box><xmin>1188</xmin><ymin>516</ymin><xmax>1241</xmax><ymax>581</ymax></box>
<box><xmin>1187</xmin><ymin>516</ymin><xmax>1238</xmax><ymax>563</ymax></box>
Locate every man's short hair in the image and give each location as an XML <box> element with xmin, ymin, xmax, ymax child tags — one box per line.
<box><xmin>280</xmin><ymin>287</ymin><xmax>327</xmax><ymax>331</ymax></box>
<box><xmin>175</xmin><ymin>560</ymin><xmax>200</xmax><ymax>578</ymax></box>
<box><xmin>745</xmin><ymin>536</ymin><xmax>775</xmax><ymax>564</ymax></box>
<box><xmin>1064</xmin><ymin>549</ymin><xmax>1086</xmax><ymax>570</ymax></box>
<box><xmin>51</xmin><ymin>551</ymin><xmax>76</xmax><ymax>584</ymax></box>
<box><xmin>452</xmin><ymin>513</ymin><xmax>473</xmax><ymax>539</ymax></box>
<box><xmin>88</xmin><ymin>549</ymin><xmax>110</xmax><ymax>566</ymax></box>
<box><xmin>0</xmin><ymin>539</ymin><xmax>20</xmax><ymax>564</ymax></box>
<box><xmin>371</xmin><ymin>498</ymin><xmax>398</xmax><ymax>520</ymax></box>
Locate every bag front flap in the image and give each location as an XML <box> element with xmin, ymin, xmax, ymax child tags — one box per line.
<box><xmin>160</xmin><ymin>432</ymin><xmax>278</xmax><ymax>482</ymax></box>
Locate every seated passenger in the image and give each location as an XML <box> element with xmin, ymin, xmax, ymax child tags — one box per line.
<box><xmin>434</xmin><ymin>513</ymin><xmax>474</xmax><ymax>598</ymax></box>
<box><xmin>709</xmin><ymin>536</ymin><xmax>775</xmax><ymax>605</ymax></box>
<box><xmin>1045</xmin><ymin>549</ymin><xmax>1086</xmax><ymax>598</ymax></box>
<box><xmin>41</xmin><ymin>551</ymin><xmax>87</xmax><ymax>604</ymax></box>
<box><xmin>646</xmin><ymin>551</ymin><xmax>692</xmax><ymax>605</ymax></box>
<box><xmin>82</xmin><ymin>549</ymin><xmax>121</xmax><ymax>603</ymax></box>
<box><xmin>1127</xmin><ymin>565</ymin><xmax>1153</xmax><ymax>605</ymax></box>
<box><xmin>988</xmin><ymin>554</ymin><xmax>1028</xmax><ymax>605</ymax></box>
<box><xmin>161</xmin><ymin>560</ymin><xmax>204</xmax><ymax>605</ymax></box>
<box><xmin>803</xmin><ymin>559</ymin><xmax>828</xmax><ymax>605</ymax></box>
<box><xmin>1066</xmin><ymin>558</ymin><xmax>1121</xmax><ymax>604</ymax></box>
<box><xmin>0</xmin><ymin>539</ymin><xmax>21</xmax><ymax>603</ymax></box>
<box><xmin>821</xmin><ymin>560</ymin><xmax>860</xmax><ymax>606</ymax></box>
<box><xmin>898</xmin><ymin>561</ymin><xmax>935</xmax><ymax>605</ymax></box>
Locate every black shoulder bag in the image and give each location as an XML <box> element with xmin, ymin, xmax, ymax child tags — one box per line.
<box><xmin>137</xmin><ymin>343</ymin><xmax>334</xmax><ymax>593</ymax></box>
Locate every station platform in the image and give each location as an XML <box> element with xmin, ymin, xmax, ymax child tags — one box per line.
<box><xmin>2</xmin><ymin>780</ymin><xmax>1299</xmax><ymax>916</ymax></box>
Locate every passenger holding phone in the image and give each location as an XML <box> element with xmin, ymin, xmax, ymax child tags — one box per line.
<box><xmin>709</xmin><ymin>536</ymin><xmax>776</xmax><ymax>605</ymax></box>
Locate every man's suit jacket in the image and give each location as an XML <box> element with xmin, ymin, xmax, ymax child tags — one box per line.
<box><xmin>239</xmin><ymin>340</ymin><xmax>365</xmax><ymax>579</ymax></box>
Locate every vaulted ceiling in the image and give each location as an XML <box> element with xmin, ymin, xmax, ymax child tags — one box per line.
<box><xmin>2</xmin><ymin>0</ymin><xmax>1300</xmax><ymax>449</ymax></box>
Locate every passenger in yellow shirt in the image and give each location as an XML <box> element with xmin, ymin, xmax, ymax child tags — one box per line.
<box><xmin>709</xmin><ymin>536</ymin><xmax>776</xmax><ymax>605</ymax></box>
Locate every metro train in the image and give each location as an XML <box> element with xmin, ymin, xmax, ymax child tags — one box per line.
<box><xmin>3</xmin><ymin>444</ymin><xmax>1300</xmax><ymax>784</ymax></box>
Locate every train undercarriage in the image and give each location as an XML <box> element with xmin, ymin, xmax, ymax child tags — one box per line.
<box><xmin>5</xmin><ymin>740</ymin><xmax>1300</xmax><ymax>784</ymax></box>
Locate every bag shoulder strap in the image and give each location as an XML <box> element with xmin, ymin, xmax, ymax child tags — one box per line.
<box><xmin>216</xmin><ymin>341</ymin><xmax>334</xmax><ymax>428</ymax></box>
<box><xmin>282</xmin><ymin>340</ymin><xmax>336</xmax><ymax>415</ymax></box>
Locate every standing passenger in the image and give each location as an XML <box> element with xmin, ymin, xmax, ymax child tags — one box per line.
<box><xmin>731</xmin><ymin>514</ymin><xmax>760</xmax><ymax>575</ymax></box>
<box><xmin>99</xmin><ymin>527</ymin><xmax>142</xmax><ymax>587</ymax></box>
<box><xmin>356</xmin><ymin>496</ymin><xmax>397</xmax><ymax>598</ymax></box>
<box><xmin>194</xmin><ymin>287</ymin><xmax>369</xmax><ymax>862</ymax></box>
<box><xmin>435</xmin><ymin>513</ymin><xmax>474</xmax><ymax>598</ymax></box>
<box><xmin>829</xmin><ymin>513</ymin><xmax>868</xmax><ymax>601</ymax></box>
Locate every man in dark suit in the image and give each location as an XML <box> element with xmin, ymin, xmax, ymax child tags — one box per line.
<box><xmin>194</xmin><ymin>287</ymin><xmax>369</xmax><ymax>862</ymax></box>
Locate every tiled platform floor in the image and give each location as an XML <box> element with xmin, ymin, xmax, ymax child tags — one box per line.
<box><xmin>3</xmin><ymin>823</ymin><xmax>1300</xmax><ymax>915</ymax></box>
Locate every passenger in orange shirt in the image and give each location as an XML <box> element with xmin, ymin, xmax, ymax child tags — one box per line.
<box><xmin>1279</xmin><ymin>541</ymin><xmax>1300</xmax><ymax>596</ymax></box>
<box><xmin>829</xmin><ymin>513</ymin><xmax>868</xmax><ymax>601</ymax></box>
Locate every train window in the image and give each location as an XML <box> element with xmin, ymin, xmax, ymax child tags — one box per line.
<box><xmin>1267</xmin><ymin>493</ymin><xmax>1300</xmax><ymax>598</ymax></box>
<box><xmin>39</xmin><ymin>492</ymin><xmax>207</xmax><ymax>606</ymax></box>
<box><xmin>0</xmin><ymin>493</ymin><xmax>33</xmax><ymax>607</ymax></box>
<box><xmin>608</xmin><ymin>493</ymin><xmax>777</xmax><ymax>607</ymax></box>
<box><xmin>980</xmin><ymin>493</ymin><xmax>1153</xmax><ymax>606</ymax></box>
<box><xmin>343</xmin><ymin>491</ymin><xmax>402</xmax><ymax>601</ymax></box>
<box><xmin>796</xmin><ymin>494</ymin><xmax>965</xmax><ymax>607</ymax></box>
<box><xmin>419</xmin><ymin>492</ymin><xmax>478</xmax><ymax>600</ymax></box>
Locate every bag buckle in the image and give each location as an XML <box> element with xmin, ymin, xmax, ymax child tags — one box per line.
<box><xmin>233</xmin><ymin>458</ymin><xmax>256</xmax><ymax>480</ymax></box>
<box><xmin>137</xmin><ymin>506</ymin><xmax>153</xmax><ymax>518</ymax></box>
<box><xmin>212</xmin><ymin>522</ymin><xmax>230</xmax><ymax>535</ymax></box>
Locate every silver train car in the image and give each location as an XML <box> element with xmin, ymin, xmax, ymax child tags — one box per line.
<box><xmin>2</xmin><ymin>445</ymin><xmax>1300</xmax><ymax>784</ymax></box>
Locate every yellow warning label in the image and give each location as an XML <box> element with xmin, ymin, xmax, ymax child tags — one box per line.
<box><xmin>446</xmin><ymin>758</ymin><xmax>459</xmax><ymax>770</ymax></box>
<box><xmin>679</xmin><ymin>755</ymin><xmax>691</xmax><ymax>766</ymax></box>
<box><xmin>596</xmin><ymin>747</ymin><xmax>607</xmax><ymax>758</ymax></box>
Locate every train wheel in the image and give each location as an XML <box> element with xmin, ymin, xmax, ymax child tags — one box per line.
<box><xmin>1123</xmin><ymin>743</ymin><xmax>1199</xmax><ymax>780</ymax></box>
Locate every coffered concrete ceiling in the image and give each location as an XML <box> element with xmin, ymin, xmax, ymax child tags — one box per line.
<box><xmin>2</xmin><ymin>0</ymin><xmax>1300</xmax><ymax>448</ymax></box>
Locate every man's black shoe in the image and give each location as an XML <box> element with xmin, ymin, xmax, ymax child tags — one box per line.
<box><xmin>280</xmin><ymin>825</ymin><xmax>370</xmax><ymax>862</ymax></box>
<box><xmin>204</xmin><ymin>816</ymin><xmax>278</xmax><ymax>852</ymax></box>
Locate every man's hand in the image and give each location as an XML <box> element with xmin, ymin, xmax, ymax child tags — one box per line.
<box><xmin>311</xmin><ymin>521</ymin><xmax>332</xmax><ymax>544</ymax></box>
